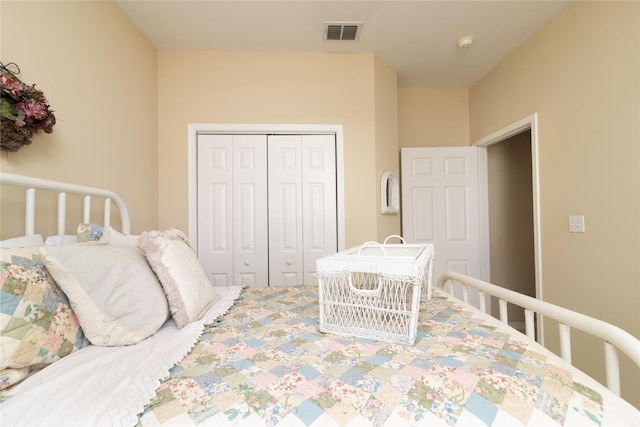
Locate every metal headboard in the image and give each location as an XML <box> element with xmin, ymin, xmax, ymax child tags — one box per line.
<box><xmin>0</xmin><ymin>172</ymin><xmax>131</xmax><ymax>236</ymax></box>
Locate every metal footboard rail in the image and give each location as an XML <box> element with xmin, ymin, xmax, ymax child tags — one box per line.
<box><xmin>0</xmin><ymin>172</ymin><xmax>131</xmax><ymax>235</ymax></box>
<box><xmin>436</xmin><ymin>271</ymin><xmax>640</xmax><ymax>397</ymax></box>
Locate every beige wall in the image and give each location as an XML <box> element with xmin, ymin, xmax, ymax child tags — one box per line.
<box><xmin>374</xmin><ymin>56</ymin><xmax>401</xmax><ymax>240</ymax></box>
<box><xmin>470</xmin><ymin>1</ymin><xmax>640</xmax><ymax>405</ymax></box>
<box><xmin>158</xmin><ymin>51</ymin><xmax>397</xmax><ymax>247</ymax></box>
<box><xmin>398</xmin><ymin>88</ymin><xmax>469</xmax><ymax>148</ymax></box>
<box><xmin>0</xmin><ymin>1</ymin><xmax>158</xmax><ymax>237</ymax></box>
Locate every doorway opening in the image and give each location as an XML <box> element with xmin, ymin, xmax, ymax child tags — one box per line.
<box><xmin>474</xmin><ymin>113</ymin><xmax>543</xmax><ymax>343</ymax></box>
<box><xmin>487</xmin><ymin>130</ymin><xmax>536</xmax><ymax>336</ymax></box>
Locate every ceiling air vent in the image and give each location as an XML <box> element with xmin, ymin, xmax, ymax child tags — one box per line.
<box><xmin>324</xmin><ymin>22</ymin><xmax>362</xmax><ymax>41</ymax></box>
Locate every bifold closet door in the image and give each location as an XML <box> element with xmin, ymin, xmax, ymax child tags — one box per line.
<box><xmin>197</xmin><ymin>134</ymin><xmax>268</xmax><ymax>287</ymax></box>
<box><xmin>301</xmin><ymin>135</ymin><xmax>337</xmax><ymax>284</ymax></box>
<box><xmin>268</xmin><ymin>135</ymin><xmax>337</xmax><ymax>286</ymax></box>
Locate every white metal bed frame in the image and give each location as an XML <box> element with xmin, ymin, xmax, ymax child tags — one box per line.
<box><xmin>1</xmin><ymin>172</ymin><xmax>638</xmax><ymax>401</ymax></box>
<box><xmin>0</xmin><ymin>172</ymin><xmax>131</xmax><ymax>236</ymax></box>
<box><xmin>437</xmin><ymin>271</ymin><xmax>640</xmax><ymax>398</ymax></box>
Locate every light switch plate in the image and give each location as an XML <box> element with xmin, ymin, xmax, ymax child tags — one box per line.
<box><xmin>568</xmin><ymin>215</ymin><xmax>585</xmax><ymax>233</ymax></box>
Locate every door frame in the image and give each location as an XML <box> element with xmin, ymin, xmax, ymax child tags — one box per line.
<box><xmin>473</xmin><ymin>113</ymin><xmax>544</xmax><ymax>342</ymax></box>
<box><xmin>187</xmin><ymin>123</ymin><xmax>346</xmax><ymax>254</ymax></box>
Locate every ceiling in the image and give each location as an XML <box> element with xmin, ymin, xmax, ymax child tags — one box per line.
<box><xmin>116</xmin><ymin>0</ymin><xmax>569</xmax><ymax>88</ymax></box>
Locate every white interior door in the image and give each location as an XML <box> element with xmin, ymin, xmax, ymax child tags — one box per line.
<box><xmin>268</xmin><ymin>134</ymin><xmax>337</xmax><ymax>286</ymax></box>
<box><xmin>197</xmin><ymin>132</ymin><xmax>337</xmax><ymax>287</ymax></box>
<box><xmin>268</xmin><ymin>135</ymin><xmax>304</xmax><ymax>286</ymax></box>
<box><xmin>401</xmin><ymin>147</ymin><xmax>489</xmax><ymax>307</ymax></box>
<box><xmin>233</xmin><ymin>136</ymin><xmax>268</xmax><ymax>287</ymax></box>
<box><xmin>301</xmin><ymin>135</ymin><xmax>337</xmax><ymax>285</ymax></box>
<box><xmin>197</xmin><ymin>134</ymin><xmax>268</xmax><ymax>287</ymax></box>
<box><xmin>197</xmin><ymin>134</ymin><xmax>234</xmax><ymax>286</ymax></box>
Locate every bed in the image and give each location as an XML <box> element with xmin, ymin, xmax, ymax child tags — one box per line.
<box><xmin>0</xmin><ymin>172</ymin><xmax>638</xmax><ymax>427</ymax></box>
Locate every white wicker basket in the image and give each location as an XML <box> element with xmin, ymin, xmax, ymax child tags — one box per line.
<box><xmin>316</xmin><ymin>238</ymin><xmax>434</xmax><ymax>345</ymax></box>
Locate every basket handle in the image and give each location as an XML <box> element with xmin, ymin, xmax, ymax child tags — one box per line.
<box><xmin>383</xmin><ymin>234</ymin><xmax>406</xmax><ymax>244</ymax></box>
<box><xmin>357</xmin><ymin>241</ymin><xmax>387</xmax><ymax>256</ymax></box>
<box><xmin>347</xmin><ymin>274</ymin><xmax>382</xmax><ymax>296</ymax></box>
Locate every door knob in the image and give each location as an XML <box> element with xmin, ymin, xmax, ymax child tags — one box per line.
<box><xmin>286</xmin><ymin>258</ymin><xmax>293</xmax><ymax>265</ymax></box>
<box><xmin>244</xmin><ymin>260</ymin><xmax>251</xmax><ymax>266</ymax></box>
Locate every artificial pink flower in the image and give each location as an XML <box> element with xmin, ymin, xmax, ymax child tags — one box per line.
<box><xmin>0</xmin><ymin>66</ymin><xmax>56</xmax><ymax>136</ymax></box>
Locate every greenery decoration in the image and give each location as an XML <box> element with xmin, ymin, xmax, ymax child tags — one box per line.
<box><xmin>0</xmin><ymin>62</ymin><xmax>56</xmax><ymax>152</ymax></box>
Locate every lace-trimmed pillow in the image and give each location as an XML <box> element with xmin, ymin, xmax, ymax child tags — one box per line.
<box><xmin>0</xmin><ymin>248</ymin><xmax>88</xmax><ymax>389</ymax></box>
<box><xmin>138</xmin><ymin>229</ymin><xmax>219</xmax><ymax>329</ymax></box>
<box><xmin>39</xmin><ymin>229</ymin><xmax>169</xmax><ymax>346</ymax></box>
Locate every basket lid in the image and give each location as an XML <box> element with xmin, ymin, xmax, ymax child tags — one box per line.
<box><xmin>317</xmin><ymin>243</ymin><xmax>434</xmax><ymax>276</ymax></box>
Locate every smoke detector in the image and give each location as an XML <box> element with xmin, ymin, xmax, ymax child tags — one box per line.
<box><xmin>456</xmin><ymin>36</ymin><xmax>474</xmax><ymax>49</ymax></box>
<box><xmin>324</xmin><ymin>22</ymin><xmax>363</xmax><ymax>41</ymax></box>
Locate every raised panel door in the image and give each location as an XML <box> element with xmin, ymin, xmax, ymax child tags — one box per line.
<box><xmin>197</xmin><ymin>134</ymin><xmax>234</xmax><ymax>286</ymax></box>
<box><xmin>301</xmin><ymin>135</ymin><xmax>337</xmax><ymax>285</ymax></box>
<box><xmin>233</xmin><ymin>136</ymin><xmax>268</xmax><ymax>287</ymax></box>
<box><xmin>198</xmin><ymin>134</ymin><xmax>268</xmax><ymax>287</ymax></box>
<box><xmin>268</xmin><ymin>135</ymin><xmax>304</xmax><ymax>286</ymax></box>
<box><xmin>401</xmin><ymin>147</ymin><xmax>487</xmax><ymax>308</ymax></box>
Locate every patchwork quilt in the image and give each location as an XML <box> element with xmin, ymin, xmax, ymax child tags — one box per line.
<box><xmin>137</xmin><ymin>286</ymin><xmax>635</xmax><ymax>427</ymax></box>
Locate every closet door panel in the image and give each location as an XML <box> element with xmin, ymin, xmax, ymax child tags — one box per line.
<box><xmin>268</xmin><ymin>135</ymin><xmax>303</xmax><ymax>286</ymax></box>
<box><xmin>197</xmin><ymin>135</ymin><xmax>233</xmax><ymax>286</ymax></box>
<box><xmin>233</xmin><ymin>136</ymin><xmax>268</xmax><ymax>287</ymax></box>
<box><xmin>198</xmin><ymin>132</ymin><xmax>338</xmax><ymax>288</ymax></box>
<box><xmin>302</xmin><ymin>135</ymin><xmax>337</xmax><ymax>284</ymax></box>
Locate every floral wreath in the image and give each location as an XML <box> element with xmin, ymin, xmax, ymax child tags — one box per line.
<box><xmin>0</xmin><ymin>62</ymin><xmax>56</xmax><ymax>152</ymax></box>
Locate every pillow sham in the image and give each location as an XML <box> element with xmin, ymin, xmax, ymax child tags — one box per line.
<box><xmin>0</xmin><ymin>249</ymin><xmax>87</xmax><ymax>385</ymax></box>
<box><xmin>0</xmin><ymin>234</ymin><xmax>44</xmax><ymax>248</ymax></box>
<box><xmin>76</xmin><ymin>223</ymin><xmax>104</xmax><ymax>243</ymax></box>
<box><xmin>44</xmin><ymin>235</ymin><xmax>77</xmax><ymax>246</ymax></box>
<box><xmin>40</xmin><ymin>223</ymin><xmax>105</xmax><ymax>246</ymax></box>
<box><xmin>39</xmin><ymin>236</ymin><xmax>169</xmax><ymax>346</ymax></box>
<box><xmin>138</xmin><ymin>230</ymin><xmax>219</xmax><ymax>329</ymax></box>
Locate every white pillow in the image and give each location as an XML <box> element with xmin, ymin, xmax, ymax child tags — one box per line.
<box><xmin>45</xmin><ymin>235</ymin><xmax>78</xmax><ymax>246</ymax></box>
<box><xmin>39</xmin><ymin>239</ymin><xmax>170</xmax><ymax>346</ymax></box>
<box><xmin>138</xmin><ymin>231</ymin><xmax>219</xmax><ymax>329</ymax></box>
<box><xmin>0</xmin><ymin>234</ymin><xmax>44</xmax><ymax>248</ymax></box>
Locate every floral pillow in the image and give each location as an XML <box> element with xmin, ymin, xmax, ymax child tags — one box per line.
<box><xmin>76</xmin><ymin>223</ymin><xmax>104</xmax><ymax>243</ymax></box>
<box><xmin>40</xmin><ymin>224</ymin><xmax>104</xmax><ymax>247</ymax></box>
<box><xmin>0</xmin><ymin>249</ymin><xmax>87</xmax><ymax>389</ymax></box>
